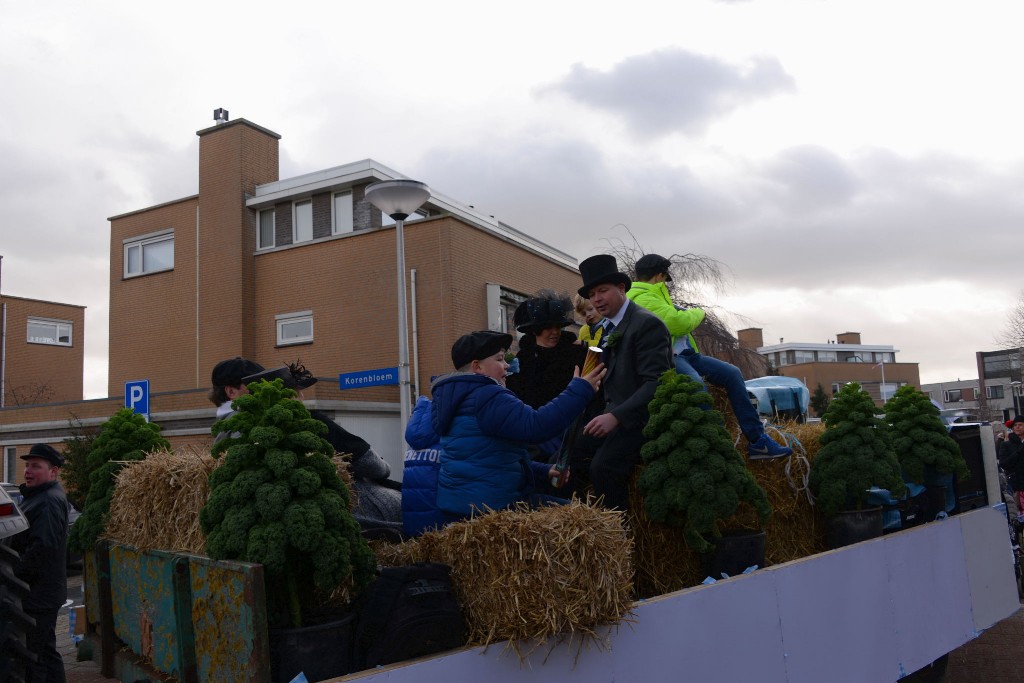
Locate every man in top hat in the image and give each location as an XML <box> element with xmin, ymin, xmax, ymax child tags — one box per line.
<box><xmin>577</xmin><ymin>254</ymin><xmax>673</xmax><ymax>510</ymax></box>
<box><xmin>629</xmin><ymin>253</ymin><xmax>792</xmax><ymax>459</ymax></box>
<box><xmin>9</xmin><ymin>443</ymin><xmax>69</xmax><ymax>682</ymax></box>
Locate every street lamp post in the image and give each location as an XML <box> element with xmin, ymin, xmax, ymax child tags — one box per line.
<box><xmin>364</xmin><ymin>179</ymin><xmax>431</xmax><ymax>443</ymax></box>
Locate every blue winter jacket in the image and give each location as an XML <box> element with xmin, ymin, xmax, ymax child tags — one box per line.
<box><xmin>402</xmin><ymin>396</ymin><xmax>447</xmax><ymax>536</ymax></box>
<box><xmin>431</xmin><ymin>371</ymin><xmax>594</xmax><ymax>517</ymax></box>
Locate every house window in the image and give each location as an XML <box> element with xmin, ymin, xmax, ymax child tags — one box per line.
<box><xmin>258</xmin><ymin>209</ymin><xmax>275</xmax><ymax>249</ymax></box>
<box><xmin>793</xmin><ymin>350</ymin><xmax>815</xmax><ymax>363</ymax></box>
<box><xmin>333</xmin><ymin>192</ymin><xmax>353</xmax><ymax>234</ymax></box>
<box><xmin>3</xmin><ymin>446</ymin><xmax>16</xmax><ymax>482</ymax></box>
<box><xmin>943</xmin><ymin>389</ymin><xmax>962</xmax><ymax>403</ymax></box>
<box><xmin>276</xmin><ymin>311</ymin><xmax>313</xmax><ymax>346</ymax></box>
<box><xmin>27</xmin><ymin>318</ymin><xmax>72</xmax><ymax>346</ymax></box>
<box><xmin>987</xmin><ymin>385</ymin><xmax>1005</xmax><ymax>399</ymax></box>
<box><xmin>818</xmin><ymin>350</ymin><xmax>837</xmax><ymax>362</ymax></box>
<box><xmin>831</xmin><ymin>383</ymin><xmax>841</xmax><ymax>394</ymax></box>
<box><xmin>293</xmin><ymin>200</ymin><xmax>313</xmax><ymax>243</ymax></box>
<box><xmin>124</xmin><ymin>231</ymin><xmax>173</xmax><ymax>277</ymax></box>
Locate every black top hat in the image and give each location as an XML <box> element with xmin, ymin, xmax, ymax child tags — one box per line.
<box><xmin>635</xmin><ymin>253</ymin><xmax>673</xmax><ymax>281</ymax></box>
<box><xmin>577</xmin><ymin>254</ymin><xmax>632</xmax><ymax>298</ymax></box>
<box><xmin>513</xmin><ymin>291</ymin><xmax>575</xmax><ymax>334</ymax></box>
<box><xmin>22</xmin><ymin>443</ymin><xmax>64</xmax><ymax>467</ymax></box>
<box><xmin>211</xmin><ymin>357</ymin><xmax>265</xmax><ymax>387</ymax></box>
<box><xmin>451</xmin><ymin>330</ymin><xmax>513</xmax><ymax>369</ymax></box>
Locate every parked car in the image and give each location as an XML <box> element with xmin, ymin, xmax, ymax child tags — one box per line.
<box><xmin>1</xmin><ymin>481</ymin><xmax>81</xmax><ymax>568</ymax></box>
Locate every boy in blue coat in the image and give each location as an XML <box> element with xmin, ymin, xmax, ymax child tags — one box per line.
<box><xmin>402</xmin><ymin>396</ymin><xmax>447</xmax><ymax>536</ymax></box>
<box><xmin>432</xmin><ymin>330</ymin><xmax>605</xmax><ymax>520</ymax></box>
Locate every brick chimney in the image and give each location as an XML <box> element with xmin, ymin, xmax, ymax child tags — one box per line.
<box><xmin>738</xmin><ymin>327</ymin><xmax>764</xmax><ymax>350</ymax></box>
<box><xmin>836</xmin><ymin>332</ymin><xmax>862</xmax><ymax>345</ymax></box>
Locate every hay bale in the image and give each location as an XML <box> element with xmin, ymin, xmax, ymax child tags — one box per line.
<box><xmin>371</xmin><ymin>501</ymin><xmax>634</xmax><ymax>649</ymax></box>
<box><xmin>105</xmin><ymin>445</ymin><xmax>217</xmax><ymax>554</ymax></box>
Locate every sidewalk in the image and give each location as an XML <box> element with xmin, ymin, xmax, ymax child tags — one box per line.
<box><xmin>59</xmin><ymin>570</ymin><xmax>107</xmax><ymax>683</ymax></box>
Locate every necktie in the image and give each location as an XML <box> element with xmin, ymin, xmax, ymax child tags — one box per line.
<box><xmin>600</xmin><ymin>321</ymin><xmax>615</xmax><ymax>347</ymax></box>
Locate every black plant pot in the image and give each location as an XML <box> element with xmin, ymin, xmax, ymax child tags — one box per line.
<box><xmin>826</xmin><ymin>507</ymin><xmax>884</xmax><ymax>549</ymax></box>
<box><xmin>269</xmin><ymin>611</ymin><xmax>356</xmax><ymax>683</ymax></box>
<box><xmin>700</xmin><ymin>529</ymin><xmax>767</xmax><ymax>578</ymax></box>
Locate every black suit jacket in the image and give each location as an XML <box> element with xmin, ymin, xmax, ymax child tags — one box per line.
<box><xmin>602</xmin><ymin>300</ymin><xmax>673</xmax><ymax>431</ymax></box>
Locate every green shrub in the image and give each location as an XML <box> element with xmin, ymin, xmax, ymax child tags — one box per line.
<box><xmin>68</xmin><ymin>408</ymin><xmax>170</xmax><ymax>552</ymax></box>
<box><xmin>809</xmin><ymin>383</ymin><xmax>905</xmax><ymax>517</ymax></box>
<box><xmin>884</xmin><ymin>385</ymin><xmax>968</xmax><ymax>484</ymax></box>
<box><xmin>638</xmin><ymin>371</ymin><xmax>771</xmax><ymax>554</ymax></box>
<box><xmin>200</xmin><ymin>379</ymin><xmax>375</xmax><ymax>628</ymax></box>
<box><xmin>60</xmin><ymin>414</ymin><xmax>99</xmax><ymax>511</ymax></box>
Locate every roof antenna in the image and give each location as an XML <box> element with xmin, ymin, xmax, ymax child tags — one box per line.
<box><xmin>213</xmin><ymin>108</ymin><xmax>230</xmax><ymax>125</ymax></box>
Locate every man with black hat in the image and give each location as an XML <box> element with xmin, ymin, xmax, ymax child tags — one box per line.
<box><xmin>9</xmin><ymin>443</ymin><xmax>69</xmax><ymax>682</ymax></box>
<box><xmin>629</xmin><ymin>253</ymin><xmax>792</xmax><ymax>460</ymax></box>
<box><xmin>577</xmin><ymin>254</ymin><xmax>674</xmax><ymax>510</ymax></box>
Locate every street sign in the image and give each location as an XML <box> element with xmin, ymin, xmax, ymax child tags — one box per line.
<box><xmin>125</xmin><ymin>380</ymin><xmax>150</xmax><ymax>419</ymax></box>
<box><xmin>339</xmin><ymin>367</ymin><xmax>399</xmax><ymax>390</ymax></box>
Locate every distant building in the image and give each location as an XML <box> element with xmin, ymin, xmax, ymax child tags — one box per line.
<box><xmin>0</xmin><ymin>291</ymin><xmax>85</xmax><ymax>482</ymax></box>
<box><xmin>0</xmin><ymin>113</ymin><xmax>581</xmax><ymax>480</ymax></box>
<box><xmin>975</xmin><ymin>348</ymin><xmax>1022</xmax><ymax>422</ymax></box>
<box><xmin>739</xmin><ymin>329</ymin><xmax>920</xmax><ymax>413</ymax></box>
<box><xmin>919</xmin><ymin>378</ymin><xmax>984</xmax><ymax>423</ymax></box>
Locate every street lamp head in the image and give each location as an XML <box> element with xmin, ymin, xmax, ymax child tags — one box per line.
<box><xmin>365</xmin><ymin>179</ymin><xmax>430</xmax><ymax>221</ymax></box>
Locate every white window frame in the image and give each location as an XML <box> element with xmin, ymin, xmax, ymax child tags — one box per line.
<box><xmin>293</xmin><ymin>200</ymin><xmax>313</xmax><ymax>243</ymax></box>
<box><xmin>276</xmin><ymin>311</ymin><xmax>314</xmax><ymax>346</ymax></box>
<box><xmin>3</xmin><ymin>446</ymin><xmax>17</xmax><ymax>482</ymax></box>
<box><xmin>258</xmin><ymin>208</ymin><xmax>276</xmax><ymax>250</ymax></box>
<box><xmin>27</xmin><ymin>317</ymin><xmax>73</xmax><ymax>346</ymax></box>
<box><xmin>943</xmin><ymin>389</ymin><xmax>962</xmax><ymax>403</ymax></box>
<box><xmin>333</xmin><ymin>192</ymin><xmax>354</xmax><ymax>235</ymax></box>
<box><xmin>123</xmin><ymin>229</ymin><xmax>174</xmax><ymax>277</ymax></box>
<box><xmin>987</xmin><ymin>385</ymin><xmax>1005</xmax><ymax>399</ymax></box>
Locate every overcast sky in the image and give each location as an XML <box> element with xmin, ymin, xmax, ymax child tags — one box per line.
<box><xmin>1</xmin><ymin>0</ymin><xmax>1020</xmax><ymax>398</ymax></box>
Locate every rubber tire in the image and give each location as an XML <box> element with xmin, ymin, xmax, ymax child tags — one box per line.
<box><xmin>0</xmin><ymin>543</ymin><xmax>38</xmax><ymax>682</ymax></box>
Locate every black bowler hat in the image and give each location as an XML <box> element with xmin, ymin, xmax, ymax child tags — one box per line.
<box><xmin>211</xmin><ymin>357</ymin><xmax>265</xmax><ymax>387</ymax></box>
<box><xmin>22</xmin><ymin>443</ymin><xmax>64</xmax><ymax>467</ymax></box>
<box><xmin>635</xmin><ymin>253</ymin><xmax>673</xmax><ymax>281</ymax></box>
<box><xmin>577</xmin><ymin>254</ymin><xmax>632</xmax><ymax>298</ymax></box>
<box><xmin>451</xmin><ymin>330</ymin><xmax>514</xmax><ymax>369</ymax></box>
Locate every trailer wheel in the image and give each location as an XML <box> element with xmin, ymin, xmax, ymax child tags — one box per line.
<box><xmin>0</xmin><ymin>544</ymin><xmax>38</xmax><ymax>682</ymax></box>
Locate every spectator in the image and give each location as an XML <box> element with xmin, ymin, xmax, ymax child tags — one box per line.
<box><xmin>9</xmin><ymin>443</ymin><xmax>69</xmax><ymax>683</ymax></box>
<box><xmin>573</xmin><ymin>294</ymin><xmax>605</xmax><ymax>347</ymax></box>
<box><xmin>998</xmin><ymin>416</ymin><xmax>1024</xmax><ymax>514</ymax></box>
<box><xmin>628</xmin><ymin>253</ymin><xmax>791</xmax><ymax>460</ymax></box>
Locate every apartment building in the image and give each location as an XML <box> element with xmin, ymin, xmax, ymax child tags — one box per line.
<box><xmin>739</xmin><ymin>329</ymin><xmax>920</xmax><ymax>411</ymax></box>
<box><xmin>0</xmin><ymin>113</ymin><xmax>582</xmax><ymax>478</ymax></box>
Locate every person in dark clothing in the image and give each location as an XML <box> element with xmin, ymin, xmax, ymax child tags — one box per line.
<box><xmin>998</xmin><ymin>415</ymin><xmax>1024</xmax><ymax>512</ymax></box>
<box><xmin>10</xmin><ymin>443</ymin><xmax>69</xmax><ymax>683</ymax></box>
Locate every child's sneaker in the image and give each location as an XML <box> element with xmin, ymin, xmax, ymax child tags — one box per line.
<box><xmin>748</xmin><ymin>434</ymin><xmax>792</xmax><ymax>460</ymax></box>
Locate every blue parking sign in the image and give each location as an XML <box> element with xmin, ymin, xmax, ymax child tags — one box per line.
<box><xmin>125</xmin><ymin>380</ymin><xmax>150</xmax><ymax>418</ymax></box>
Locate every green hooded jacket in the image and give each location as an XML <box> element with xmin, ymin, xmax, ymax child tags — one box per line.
<box><xmin>626</xmin><ymin>280</ymin><xmax>705</xmax><ymax>354</ymax></box>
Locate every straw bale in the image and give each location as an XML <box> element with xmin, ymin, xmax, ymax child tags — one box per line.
<box><xmin>104</xmin><ymin>445</ymin><xmax>217</xmax><ymax>554</ymax></box>
<box><xmin>371</xmin><ymin>501</ymin><xmax>634</xmax><ymax>650</ymax></box>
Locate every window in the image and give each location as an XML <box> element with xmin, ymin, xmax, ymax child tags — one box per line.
<box><xmin>276</xmin><ymin>311</ymin><xmax>313</xmax><ymax>345</ymax></box>
<box><xmin>258</xmin><ymin>209</ymin><xmax>275</xmax><ymax>249</ymax></box>
<box><xmin>333</xmin><ymin>192</ymin><xmax>353</xmax><ymax>234</ymax></box>
<box><xmin>793</xmin><ymin>350</ymin><xmax>815</xmax><ymax>363</ymax></box>
<box><xmin>880</xmin><ymin>383</ymin><xmax>898</xmax><ymax>401</ymax></box>
<box><xmin>831</xmin><ymin>383</ymin><xmax>841</xmax><ymax>394</ymax></box>
<box><xmin>818</xmin><ymin>350</ymin><xmax>837</xmax><ymax>362</ymax></box>
<box><xmin>3</xmin><ymin>446</ymin><xmax>16</xmax><ymax>482</ymax></box>
<box><xmin>27</xmin><ymin>317</ymin><xmax>72</xmax><ymax>346</ymax></box>
<box><xmin>293</xmin><ymin>200</ymin><xmax>313</xmax><ymax>243</ymax></box>
<box><xmin>879</xmin><ymin>352</ymin><xmax>895</xmax><ymax>363</ymax></box>
<box><xmin>987</xmin><ymin>385</ymin><xmax>1005</xmax><ymax>399</ymax></box>
<box><xmin>944</xmin><ymin>389</ymin><xmax>962</xmax><ymax>403</ymax></box>
<box><xmin>124</xmin><ymin>231</ymin><xmax>173</xmax><ymax>276</ymax></box>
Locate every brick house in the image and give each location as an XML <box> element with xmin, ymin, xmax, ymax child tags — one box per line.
<box><xmin>1</xmin><ymin>114</ymin><xmax>582</xmax><ymax>479</ymax></box>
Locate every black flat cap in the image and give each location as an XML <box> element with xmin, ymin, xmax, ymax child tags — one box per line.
<box><xmin>451</xmin><ymin>330</ymin><xmax>514</xmax><ymax>369</ymax></box>
<box><xmin>22</xmin><ymin>443</ymin><xmax>64</xmax><ymax>467</ymax></box>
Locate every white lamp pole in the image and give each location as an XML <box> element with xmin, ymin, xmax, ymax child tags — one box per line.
<box><xmin>364</xmin><ymin>179</ymin><xmax>431</xmax><ymax>443</ymax></box>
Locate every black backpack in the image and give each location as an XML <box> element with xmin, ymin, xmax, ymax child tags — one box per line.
<box><xmin>353</xmin><ymin>562</ymin><xmax>467</xmax><ymax>670</ymax></box>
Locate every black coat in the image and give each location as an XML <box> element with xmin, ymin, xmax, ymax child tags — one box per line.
<box><xmin>506</xmin><ymin>332</ymin><xmax>586</xmax><ymax>409</ymax></box>
<box><xmin>999</xmin><ymin>433</ymin><xmax>1024</xmax><ymax>492</ymax></box>
<box><xmin>11</xmin><ymin>480</ymin><xmax>68</xmax><ymax>611</ymax></box>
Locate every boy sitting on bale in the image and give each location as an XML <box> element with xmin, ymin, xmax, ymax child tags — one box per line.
<box><xmin>431</xmin><ymin>330</ymin><xmax>606</xmax><ymax>523</ymax></box>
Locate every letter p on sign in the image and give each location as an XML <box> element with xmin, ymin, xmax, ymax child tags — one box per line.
<box><xmin>125</xmin><ymin>380</ymin><xmax>150</xmax><ymax>420</ymax></box>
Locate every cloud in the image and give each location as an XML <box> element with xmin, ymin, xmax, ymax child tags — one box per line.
<box><xmin>545</xmin><ymin>48</ymin><xmax>796</xmax><ymax>138</ymax></box>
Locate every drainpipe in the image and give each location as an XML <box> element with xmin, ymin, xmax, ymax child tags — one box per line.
<box><xmin>410</xmin><ymin>269</ymin><xmax>420</xmax><ymax>399</ymax></box>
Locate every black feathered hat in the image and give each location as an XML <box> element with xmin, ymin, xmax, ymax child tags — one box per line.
<box><xmin>513</xmin><ymin>290</ymin><xmax>575</xmax><ymax>334</ymax></box>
